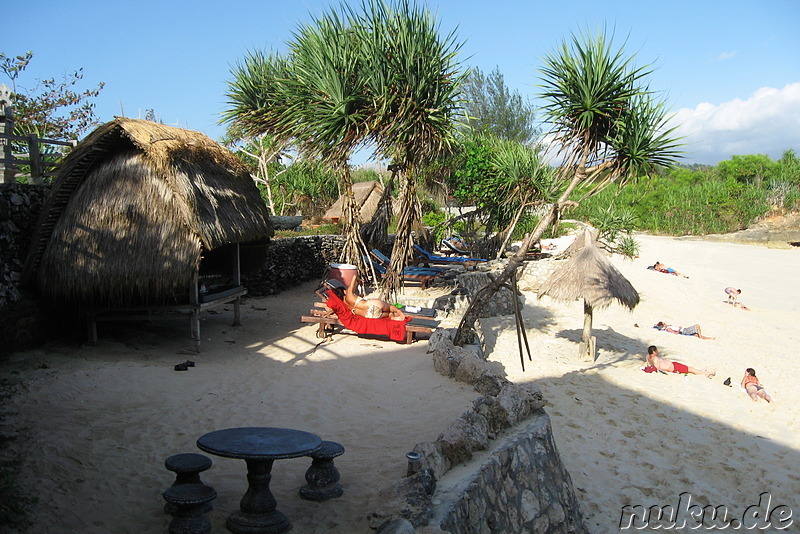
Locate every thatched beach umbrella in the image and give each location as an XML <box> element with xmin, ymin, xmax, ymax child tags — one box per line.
<box><xmin>23</xmin><ymin>118</ymin><xmax>273</xmax><ymax>306</ymax></box>
<box><xmin>538</xmin><ymin>229</ymin><xmax>639</xmax><ymax>361</ymax></box>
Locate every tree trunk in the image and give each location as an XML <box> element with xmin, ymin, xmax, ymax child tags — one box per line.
<box><xmin>382</xmin><ymin>168</ymin><xmax>420</xmax><ymax>301</ymax></box>
<box><xmin>339</xmin><ymin>166</ymin><xmax>370</xmax><ymax>275</ymax></box>
<box><xmin>453</xmin><ymin>155</ymin><xmax>590</xmax><ymax>347</ymax></box>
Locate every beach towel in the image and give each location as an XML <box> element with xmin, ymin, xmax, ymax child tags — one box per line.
<box><xmin>642</xmin><ymin>366</ymin><xmax>659</xmax><ymax>373</ymax></box>
<box><xmin>325</xmin><ymin>292</ymin><xmax>410</xmax><ymax>342</ymax></box>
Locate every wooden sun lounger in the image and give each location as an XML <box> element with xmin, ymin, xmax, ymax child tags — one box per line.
<box><xmin>301</xmin><ymin>308</ymin><xmax>438</xmax><ymax>344</ymax></box>
<box><xmin>312</xmin><ymin>302</ymin><xmax>436</xmax><ymax>318</ymax></box>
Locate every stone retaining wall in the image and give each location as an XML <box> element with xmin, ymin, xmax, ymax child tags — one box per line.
<box><xmin>371</xmin><ymin>328</ymin><xmax>586</xmax><ymax>534</ymax></box>
<box><xmin>0</xmin><ymin>184</ymin><xmax>48</xmax><ymax>309</ymax></box>
<box><xmin>241</xmin><ymin>235</ymin><xmax>345</xmax><ymax>296</ymax></box>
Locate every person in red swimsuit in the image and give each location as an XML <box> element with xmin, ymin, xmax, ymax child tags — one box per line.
<box><xmin>646</xmin><ymin>346</ymin><xmax>715</xmax><ymax>378</ymax></box>
<box><xmin>319</xmin><ymin>274</ymin><xmax>406</xmax><ymax>321</ymax></box>
<box><xmin>741</xmin><ymin>368</ymin><xmax>773</xmax><ymax>403</ymax></box>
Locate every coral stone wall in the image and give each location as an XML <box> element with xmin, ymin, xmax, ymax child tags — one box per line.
<box><xmin>0</xmin><ymin>184</ymin><xmax>48</xmax><ymax>309</ymax></box>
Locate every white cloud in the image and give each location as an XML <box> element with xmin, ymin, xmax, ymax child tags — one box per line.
<box><xmin>667</xmin><ymin>82</ymin><xmax>800</xmax><ymax>165</ymax></box>
<box><xmin>716</xmin><ymin>51</ymin><xmax>736</xmax><ymax>61</ymax></box>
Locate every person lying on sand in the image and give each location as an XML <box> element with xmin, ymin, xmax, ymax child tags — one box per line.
<box><xmin>654</xmin><ymin>321</ymin><xmax>715</xmax><ymax>340</ymax></box>
<box><xmin>741</xmin><ymin>368</ymin><xmax>773</xmax><ymax>403</ymax></box>
<box><xmin>646</xmin><ymin>345</ymin><xmax>715</xmax><ymax>378</ymax></box>
<box><xmin>321</xmin><ymin>274</ymin><xmax>407</xmax><ymax>321</ymax></box>
<box><xmin>649</xmin><ymin>261</ymin><xmax>689</xmax><ymax>278</ymax></box>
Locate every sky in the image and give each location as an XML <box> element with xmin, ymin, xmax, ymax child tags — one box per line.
<box><xmin>5</xmin><ymin>0</ymin><xmax>799</xmax><ymax>167</ymax></box>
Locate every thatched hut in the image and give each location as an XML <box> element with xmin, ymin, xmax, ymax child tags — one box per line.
<box><xmin>23</xmin><ymin>118</ymin><xmax>273</xmax><ymax>348</ymax></box>
<box><xmin>538</xmin><ymin>229</ymin><xmax>639</xmax><ymax>361</ymax></box>
<box><xmin>324</xmin><ymin>180</ymin><xmax>386</xmax><ymax>224</ymax></box>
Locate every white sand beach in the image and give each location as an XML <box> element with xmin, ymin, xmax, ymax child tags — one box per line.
<box><xmin>2</xmin><ymin>234</ymin><xmax>799</xmax><ymax>533</ymax></box>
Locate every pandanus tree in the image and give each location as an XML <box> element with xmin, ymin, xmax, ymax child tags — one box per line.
<box><xmin>224</xmin><ymin>1</ymin><xmax>465</xmax><ymax>289</ymax></box>
<box><xmin>453</xmin><ymin>28</ymin><xmax>682</xmax><ymax>346</ymax></box>
<box><xmin>358</xmin><ymin>0</ymin><xmax>466</xmax><ymax>299</ymax></box>
<box><xmin>223</xmin><ymin>9</ymin><xmax>373</xmax><ymax>271</ymax></box>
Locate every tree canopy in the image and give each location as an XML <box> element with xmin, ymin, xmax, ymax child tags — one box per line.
<box><xmin>1</xmin><ymin>51</ymin><xmax>105</xmax><ymax>140</ymax></box>
<box><xmin>460</xmin><ymin>66</ymin><xmax>539</xmax><ymax>144</ymax></box>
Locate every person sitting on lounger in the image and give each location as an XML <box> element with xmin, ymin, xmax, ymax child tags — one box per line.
<box><xmin>324</xmin><ymin>274</ymin><xmax>407</xmax><ymax>321</ymax></box>
<box><xmin>646</xmin><ymin>345</ymin><xmax>715</xmax><ymax>378</ymax></box>
<box><xmin>741</xmin><ymin>368</ymin><xmax>773</xmax><ymax>403</ymax></box>
<box><xmin>650</xmin><ymin>261</ymin><xmax>688</xmax><ymax>278</ymax></box>
<box><xmin>654</xmin><ymin>321</ymin><xmax>715</xmax><ymax>340</ymax></box>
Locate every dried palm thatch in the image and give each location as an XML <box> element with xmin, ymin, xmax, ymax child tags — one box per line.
<box><xmin>560</xmin><ymin>226</ymin><xmax>600</xmax><ymax>258</ymax></box>
<box><xmin>538</xmin><ymin>229</ymin><xmax>638</xmax><ymax>360</ymax></box>
<box><xmin>323</xmin><ymin>180</ymin><xmax>385</xmax><ymax>224</ymax></box>
<box><xmin>23</xmin><ymin>118</ymin><xmax>273</xmax><ymax>306</ymax></box>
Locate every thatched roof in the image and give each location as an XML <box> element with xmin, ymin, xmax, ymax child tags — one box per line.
<box><xmin>23</xmin><ymin>118</ymin><xmax>273</xmax><ymax>305</ymax></box>
<box><xmin>538</xmin><ymin>229</ymin><xmax>639</xmax><ymax>310</ymax></box>
<box><xmin>324</xmin><ymin>180</ymin><xmax>386</xmax><ymax>223</ymax></box>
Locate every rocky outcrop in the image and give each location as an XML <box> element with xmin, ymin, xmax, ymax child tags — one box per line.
<box><xmin>697</xmin><ymin>211</ymin><xmax>800</xmax><ymax>247</ymax></box>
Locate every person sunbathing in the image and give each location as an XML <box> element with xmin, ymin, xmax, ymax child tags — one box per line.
<box><xmin>324</xmin><ymin>274</ymin><xmax>407</xmax><ymax>321</ymax></box>
<box><xmin>646</xmin><ymin>346</ymin><xmax>715</xmax><ymax>378</ymax></box>
<box><xmin>650</xmin><ymin>261</ymin><xmax>688</xmax><ymax>278</ymax></box>
<box><xmin>653</xmin><ymin>321</ymin><xmax>715</xmax><ymax>340</ymax></box>
<box><xmin>741</xmin><ymin>368</ymin><xmax>773</xmax><ymax>403</ymax></box>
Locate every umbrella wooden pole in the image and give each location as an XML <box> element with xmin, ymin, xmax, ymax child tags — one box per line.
<box><xmin>581</xmin><ymin>300</ymin><xmax>595</xmax><ymax>361</ymax></box>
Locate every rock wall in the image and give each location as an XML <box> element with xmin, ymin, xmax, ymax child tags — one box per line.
<box><xmin>0</xmin><ymin>184</ymin><xmax>48</xmax><ymax>309</ymax></box>
<box><xmin>371</xmin><ymin>328</ymin><xmax>586</xmax><ymax>534</ymax></box>
<box><xmin>242</xmin><ymin>235</ymin><xmax>345</xmax><ymax>296</ymax></box>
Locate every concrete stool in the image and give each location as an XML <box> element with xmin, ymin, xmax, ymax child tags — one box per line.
<box><xmin>164</xmin><ymin>453</ymin><xmax>213</xmax><ymax>515</ymax></box>
<box><xmin>162</xmin><ymin>483</ymin><xmax>216</xmax><ymax>534</ymax></box>
<box><xmin>300</xmin><ymin>440</ymin><xmax>345</xmax><ymax>501</ymax></box>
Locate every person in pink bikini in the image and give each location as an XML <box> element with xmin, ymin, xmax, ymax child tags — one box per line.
<box><xmin>741</xmin><ymin>368</ymin><xmax>773</xmax><ymax>403</ymax></box>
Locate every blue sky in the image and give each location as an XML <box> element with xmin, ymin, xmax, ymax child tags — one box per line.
<box><xmin>5</xmin><ymin>0</ymin><xmax>799</xmax><ymax>166</ymax></box>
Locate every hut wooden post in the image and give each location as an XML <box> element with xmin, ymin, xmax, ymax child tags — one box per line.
<box><xmin>190</xmin><ymin>274</ymin><xmax>201</xmax><ymax>352</ymax></box>
<box><xmin>232</xmin><ymin>243</ymin><xmax>242</xmax><ymax>326</ymax></box>
<box><xmin>579</xmin><ymin>299</ymin><xmax>596</xmax><ymax>362</ymax></box>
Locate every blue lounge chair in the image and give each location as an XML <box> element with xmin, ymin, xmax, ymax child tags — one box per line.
<box><xmin>370</xmin><ymin>249</ymin><xmax>443</xmax><ymax>275</ymax></box>
<box><xmin>365</xmin><ymin>257</ymin><xmax>438</xmax><ymax>289</ymax></box>
<box><xmin>413</xmin><ymin>244</ymin><xmax>487</xmax><ymax>270</ymax></box>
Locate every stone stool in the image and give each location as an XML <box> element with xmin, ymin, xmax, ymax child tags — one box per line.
<box><xmin>299</xmin><ymin>440</ymin><xmax>345</xmax><ymax>501</ymax></box>
<box><xmin>164</xmin><ymin>453</ymin><xmax>213</xmax><ymax>515</ymax></box>
<box><xmin>162</xmin><ymin>483</ymin><xmax>216</xmax><ymax>534</ymax></box>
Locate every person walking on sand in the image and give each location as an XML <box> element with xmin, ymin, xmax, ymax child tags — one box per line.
<box><xmin>741</xmin><ymin>368</ymin><xmax>773</xmax><ymax>403</ymax></box>
<box><xmin>654</xmin><ymin>322</ymin><xmax>715</xmax><ymax>340</ymax></box>
<box><xmin>646</xmin><ymin>346</ymin><xmax>716</xmax><ymax>378</ymax></box>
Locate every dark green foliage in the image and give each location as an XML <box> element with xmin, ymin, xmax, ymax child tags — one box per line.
<box><xmin>460</xmin><ymin>66</ymin><xmax>539</xmax><ymax>143</ymax></box>
<box><xmin>569</xmin><ymin>153</ymin><xmax>798</xmax><ymax>236</ymax></box>
<box><xmin>449</xmin><ymin>136</ymin><xmax>497</xmax><ymax>207</ymax></box>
